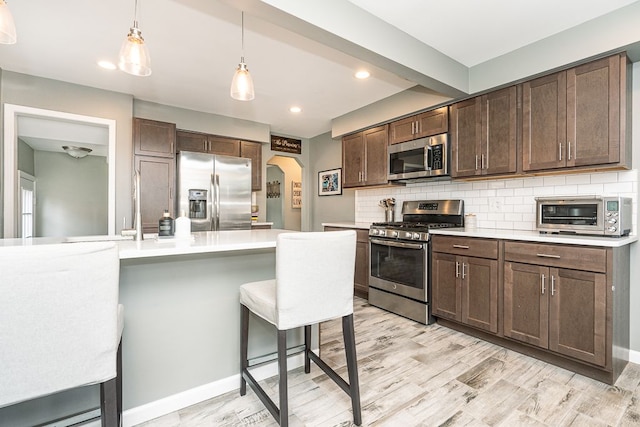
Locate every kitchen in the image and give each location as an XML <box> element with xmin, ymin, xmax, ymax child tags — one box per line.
<box><xmin>1</xmin><ymin>1</ymin><xmax>640</xmax><ymax>426</ymax></box>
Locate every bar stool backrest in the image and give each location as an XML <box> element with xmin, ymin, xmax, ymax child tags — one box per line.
<box><xmin>0</xmin><ymin>241</ymin><xmax>120</xmax><ymax>408</ymax></box>
<box><xmin>275</xmin><ymin>231</ymin><xmax>356</xmax><ymax>330</ymax></box>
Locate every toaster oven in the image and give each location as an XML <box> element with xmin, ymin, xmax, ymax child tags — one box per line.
<box><xmin>536</xmin><ymin>196</ymin><xmax>631</xmax><ymax>237</ymax></box>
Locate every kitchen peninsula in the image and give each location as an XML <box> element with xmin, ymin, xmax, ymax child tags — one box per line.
<box><xmin>1</xmin><ymin>229</ymin><xmax>299</xmax><ymax>426</ymax></box>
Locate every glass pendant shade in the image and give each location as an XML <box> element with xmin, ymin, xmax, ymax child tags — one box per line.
<box><xmin>230</xmin><ymin>60</ymin><xmax>255</xmax><ymax>101</ymax></box>
<box><xmin>118</xmin><ymin>26</ymin><xmax>151</xmax><ymax>76</ymax></box>
<box><xmin>0</xmin><ymin>0</ymin><xmax>17</xmax><ymax>44</ymax></box>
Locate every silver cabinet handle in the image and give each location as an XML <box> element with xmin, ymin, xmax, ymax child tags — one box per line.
<box><xmin>475</xmin><ymin>155</ymin><xmax>479</xmax><ymax>171</ymax></box>
<box><xmin>462</xmin><ymin>263</ymin><xmax>466</xmax><ymax>279</ymax></box>
<box><xmin>559</xmin><ymin>143</ymin><xmax>562</xmax><ymax>161</ymax></box>
<box><xmin>411</xmin><ymin>121</ymin><xmax>415</xmax><ymax>134</ymax></box>
<box><xmin>568</xmin><ymin>141</ymin><xmax>571</xmax><ymax>160</ymax></box>
<box><xmin>417</xmin><ymin>120</ymin><xmax>421</xmax><ymax>134</ymax></box>
<box><xmin>455</xmin><ymin>261</ymin><xmax>460</xmax><ymax>278</ymax></box>
<box><xmin>541</xmin><ymin>274</ymin><xmax>546</xmax><ymax>295</ymax></box>
<box><xmin>481</xmin><ymin>154</ymin><xmax>486</xmax><ymax>170</ymax></box>
<box><xmin>551</xmin><ymin>275</ymin><xmax>556</xmax><ymax>296</ymax></box>
<box><xmin>536</xmin><ymin>253</ymin><xmax>561</xmax><ymax>259</ymax></box>
<box><xmin>453</xmin><ymin>244</ymin><xmax>469</xmax><ymax>249</ymax></box>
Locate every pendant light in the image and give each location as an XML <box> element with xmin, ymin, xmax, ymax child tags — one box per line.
<box><xmin>118</xmin><ymin>0</ymin><xmax>151</xmax><ymax>76</ymax></box>
<box><xmin>230</xmin><ymin>12</ymin><xmax>255</xmax><ymax>101</ymax></box>
<box><xmin>0</xmin><ymin>0</ymin><xmax>17</xmax><ymax>44</ymax></box>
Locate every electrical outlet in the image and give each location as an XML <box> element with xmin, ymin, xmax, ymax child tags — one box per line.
<box><xmin>489</xmin><ymin>198</ymin><xmax>502</xmax><ymax>212</ymax></box>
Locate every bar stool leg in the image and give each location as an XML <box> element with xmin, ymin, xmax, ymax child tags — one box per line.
<box><xmin>342</xmin><ymin>314</ymin><xmax>362</xmax><ymax>426</ymax></box>
<box><xmin>304</xmin><ymin>325</ymin><xmax>311</xmax><ymax>374</ymax></box>
<box><xmin>240</xmin><ymin>304</ymin><xmax>249</xmax><ymax>396</ymax></box>
<box><xmin>277</xmin><ymin>329</ymin><xmax>289</xmax><ymax>427</ymax></box>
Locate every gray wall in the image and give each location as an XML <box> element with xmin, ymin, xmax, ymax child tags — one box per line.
<box><xmin>133</xmin><ymin>100</ymin><xmax>270</xmax><ymax>143</ymax></box>
<box><xmin>266</xmin><ymin>165</ymin><xmax>284</xmax><ymax>229</ymax></box>
<box><xmin>17</xmin><ymin>139</ymin><xmax>34</xmax><ymax>175</ymax></box>
<box><xmin>34</xmin><ymin>151</ymin><xmax>107</xmax><ymax>237</ymax></box>
<box><xmin>1</xmin><ymin>71</ymin><xmax>133</xmax><ymax>235</ymax></box>
<box><xmin>309</xmin><ymin>132</ymin><xmax>355</xmax><ymax>231</ymax></box>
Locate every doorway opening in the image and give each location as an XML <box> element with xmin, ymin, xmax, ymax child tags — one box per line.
<box><xmin>3</xmin><ymin>104</ymin><xmax>116</xmax><ymax>238</ymax></box>
<box><xmin>266</xmin><ymin>155</ymin><xmax>302</xmax><ymax>231</ymax></box>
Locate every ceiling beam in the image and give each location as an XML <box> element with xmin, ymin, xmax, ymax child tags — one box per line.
<box><xmin>217</xmin><ymin>0</ymin><xmax>470</xmax><ymax>98</ymax></box>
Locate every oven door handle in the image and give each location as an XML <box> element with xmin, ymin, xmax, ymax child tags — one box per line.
<box><xmin>370</xmin><ymin>238</ymin><xmax>424</xmax><ymax>250</ymax></box>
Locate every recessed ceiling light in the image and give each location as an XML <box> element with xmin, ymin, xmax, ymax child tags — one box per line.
<box><xmin>98</xmin><ymin>60</ymin><xmax>117</xmax><ymax>70</ymax></box>
<box><xmin>289</xmin><ymin>106</ymin><xmax>302</xmax><ymax>113</ymax></box>
<box><xmin>355</xmin><ymin>70</ymin><xmax>370</xmax><ymax>79</ymax></box>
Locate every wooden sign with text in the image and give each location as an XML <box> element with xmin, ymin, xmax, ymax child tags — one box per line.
<box><xmin>271</xmin><ymin>135</ymin><xmax>301</xmax><ymax>154</ymax></box>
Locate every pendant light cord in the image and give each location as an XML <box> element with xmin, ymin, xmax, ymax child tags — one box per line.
<box><xmin>241</xmin><ymin>11</ymin><xmax>245</xmax><ymax>61</ymax></box>
<box><xmin>133</xmin><ymin>0</ymin><xmax>139</xmax><ymax>27</ymax></box>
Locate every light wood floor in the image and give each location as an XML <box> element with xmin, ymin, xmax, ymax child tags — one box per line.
<box><xmin>137</xmin><ymin>297</ymin><xmax>640</xmax><ymax>426</ymax></box>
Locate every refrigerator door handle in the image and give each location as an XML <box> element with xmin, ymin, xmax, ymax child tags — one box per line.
<box><xmin>210</xmin><ymin>173</ymin><xmax>216</xmax><ymax>231</ymax></box>
<box><xmin>214</xmin><ymin>174</ymin><xmax>221</xmax><ymax>231</ymax></box>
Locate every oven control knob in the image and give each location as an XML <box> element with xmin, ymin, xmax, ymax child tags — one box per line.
<box><xmin>608</xmin><ymin>226</ymin><xmax>618</xmax><ymax>233</ymax></box>
<box><xmin>412</xmin><ymin>232</ymin><xmax>421</xmax><ymax>240</ymax></box>
<box><xmin>608</xmin><ymin>218</ymin><xmax>617</xmax><ymax>224</ymax></box>
<box><xmin>389</xmin><ymin>230</ymin><xmax>399</xmax><ymax>238</ymax></box>
<box><xmin>606</xmin><ymin>212</ymin><xmax>613</xmax><ymax>218</ymax></box>
<box><xmin>371</xmin><ymin>229</ymin><xmax>379</xmax><ymax>236</ymax></box>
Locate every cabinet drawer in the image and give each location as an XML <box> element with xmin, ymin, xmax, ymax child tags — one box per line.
<box><xmin>504</xmin><ymin>241</ymin><xmax>607</xmax><ymax>273</ymax></box>
<box><xmin>431</xmin><ymin>236</ymin><xmax>498</xmax><ymax>259</ymax></box>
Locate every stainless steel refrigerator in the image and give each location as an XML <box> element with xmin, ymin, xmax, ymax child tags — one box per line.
<box><xmin>177</xmin><ymin>151</ymin><xmax>252</xmax><ymax>231</ymax></box>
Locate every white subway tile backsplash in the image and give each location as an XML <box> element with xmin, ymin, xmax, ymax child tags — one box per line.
<box><xmin>505</xmin><ymin>179</ymin><xmax>524</xmax><ymax>188</ymax></box>
<box><xmin>577</xmin><ymin>184</ymin><xmax>604</xmax><ymax>194</ymax></box>
<box><xmin>590</xmin><ymin>172</ymin><xmax>619</xmax><ymax>183</ymax></box>
<box><xmin>472</xmin><ymin>182</ymin><xmax>489</xmax><ymax>190</ymax></box>
<box><xmin>565</xmin><ymin>174</ymin><xmax>591</xmax><ymax>185</ymax></box>
<box><xmin>553</xmin><ymin>185</ymin><xmax>578</xmax><ymax>195</ymax></box>
<box><xmin>604</xmin><ymin>182</ymin><xmax>633</xmax><ymax>193</ymax></box>
<box><xmin>543</xmin><ymin>176</ymin><xmax>566</xmax><ymax>186</ymax></box>
<box><xmin>354</xmin><ymin>170</ymin><xmax>637</xmax><ymax>234</ymax></box>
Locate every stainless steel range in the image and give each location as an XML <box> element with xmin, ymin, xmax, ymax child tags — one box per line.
<box><xmin>368</xmin><ymin>200</ymin><xmax>464</xmax><ymax>324</ymax></box>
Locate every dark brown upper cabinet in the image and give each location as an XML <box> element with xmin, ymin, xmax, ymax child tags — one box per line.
<box><xmin>389</xmin><ymin>107</ymin><xmax>448</xmax><ymax>145</ymax></box>
<box><xmin>342</xmin><ymin>125</ymin><xmax>388</xmax><ymax>188</ymax></box>
<box><xmin>240</xmin><ymin>141</ymin><xmax>262</xmax><ymax>191</ymax></box>
<box><xmin>451</xmin><ymin>86</ymin><xmax>517</xmax><ymax>178</ymax></box>
<box><xmin>523</xmin><ymin>53</ymin><xmax>627</xmax><ymax>172</ymax></box>
<box><xmin>133</xmin><ymin>118</ymin><xmax>176</xmax><ymax>158</ymax></box>
<box><xmin>176</xmin><ymin>130</ymin><xmax>240</xmax><ymax>157</ymax></box>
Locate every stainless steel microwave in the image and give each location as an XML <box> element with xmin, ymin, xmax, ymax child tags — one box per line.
<box><xmin>388</xmin><ymin>134</ymin><xmax>450</xmax><ymax>182</ymax></box>
<box><xmin>536</xmin><ymin>196</ymin><xmax>632</xmax><ymax>237</ymax></box>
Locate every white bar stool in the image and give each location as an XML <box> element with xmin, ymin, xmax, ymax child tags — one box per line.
<box><xmin>0</xmin><ymin>242</ymin><xmax>123</xmax><ymax>426</ymax></box>
<box><xmin>239</xmin><ymin>230</ymin><xmax>361</xmax><ymax>426</ymax></box>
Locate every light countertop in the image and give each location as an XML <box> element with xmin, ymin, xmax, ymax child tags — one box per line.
<box><xmin>0</xmin><ymin>229</ymin><xmax>291</xmax><ymax>259</ymax></box>
<box><xmin>322</xmin><ymin>222</ymin><xmax>372</xmax><ymax>230</ymax></box>
<box><xmin>429</xmin><ymin>227</ymin><xmax>638</xmax><ymax>247</ymax></box>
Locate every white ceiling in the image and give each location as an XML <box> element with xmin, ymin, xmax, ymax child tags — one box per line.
<box><xmin>17</xmin><ymin>116</ymin><xmax>109</xmax><ymax>157</ymax></box>
<box><xmin>0</xmin><ymin>0</ymin><xmax>637</xmax><ymax>140</ymax></box>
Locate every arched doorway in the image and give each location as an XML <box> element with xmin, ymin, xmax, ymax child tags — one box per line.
<box><xmin>266</xmin><ymin>155</ymin><xmax>302</xmax><ymax>231</ymax></box>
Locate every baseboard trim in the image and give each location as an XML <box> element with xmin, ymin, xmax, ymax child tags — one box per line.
<box><xmin>122</xmin><ymin>353</ymin><xmax>307</xmax><ymax>427</ymax></box>
<box><xmin>630</xmin><ymin>349</ymin><xmax>640</xmax><ymax>364</ymax></box>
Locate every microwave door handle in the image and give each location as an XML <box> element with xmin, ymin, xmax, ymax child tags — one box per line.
<box><xmin>425</xmin><ymin>144</ymin><xmax>432</xmax><ymax>171</ymax></box>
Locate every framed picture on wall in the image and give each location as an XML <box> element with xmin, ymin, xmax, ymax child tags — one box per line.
<box><xmin>292</xmin><ymin>181</ymin><xmax>302</xmax><ymax>208</ymax></box>
<box><xmin>318</xmin><ymin>168</ymin><xmax>342</xmax><ymax>196</ymax></box>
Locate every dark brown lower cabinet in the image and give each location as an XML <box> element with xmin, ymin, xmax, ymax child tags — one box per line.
<box><xmin>432</xmin><ymin>236</ymin><xmax>499</xmax><ymax>334</ymax></box>
<box><xmin>134</xmin><ymin>155</ymin><xmax>175</xmax><ymax>234</ymax></box>
<box><xmin>432</xmin><ymin>236</ymin><xmax>629</xmax><ymax>385</ymax></box>
<box><xmin>504</xmin><ymin>261</ymin><xmax>607</xmax><ymax>366</ymax></box>
<box><xmin>324</xmin><ymin>226</ymin><xmax>369</xmax><ymax>299</ymax></box>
